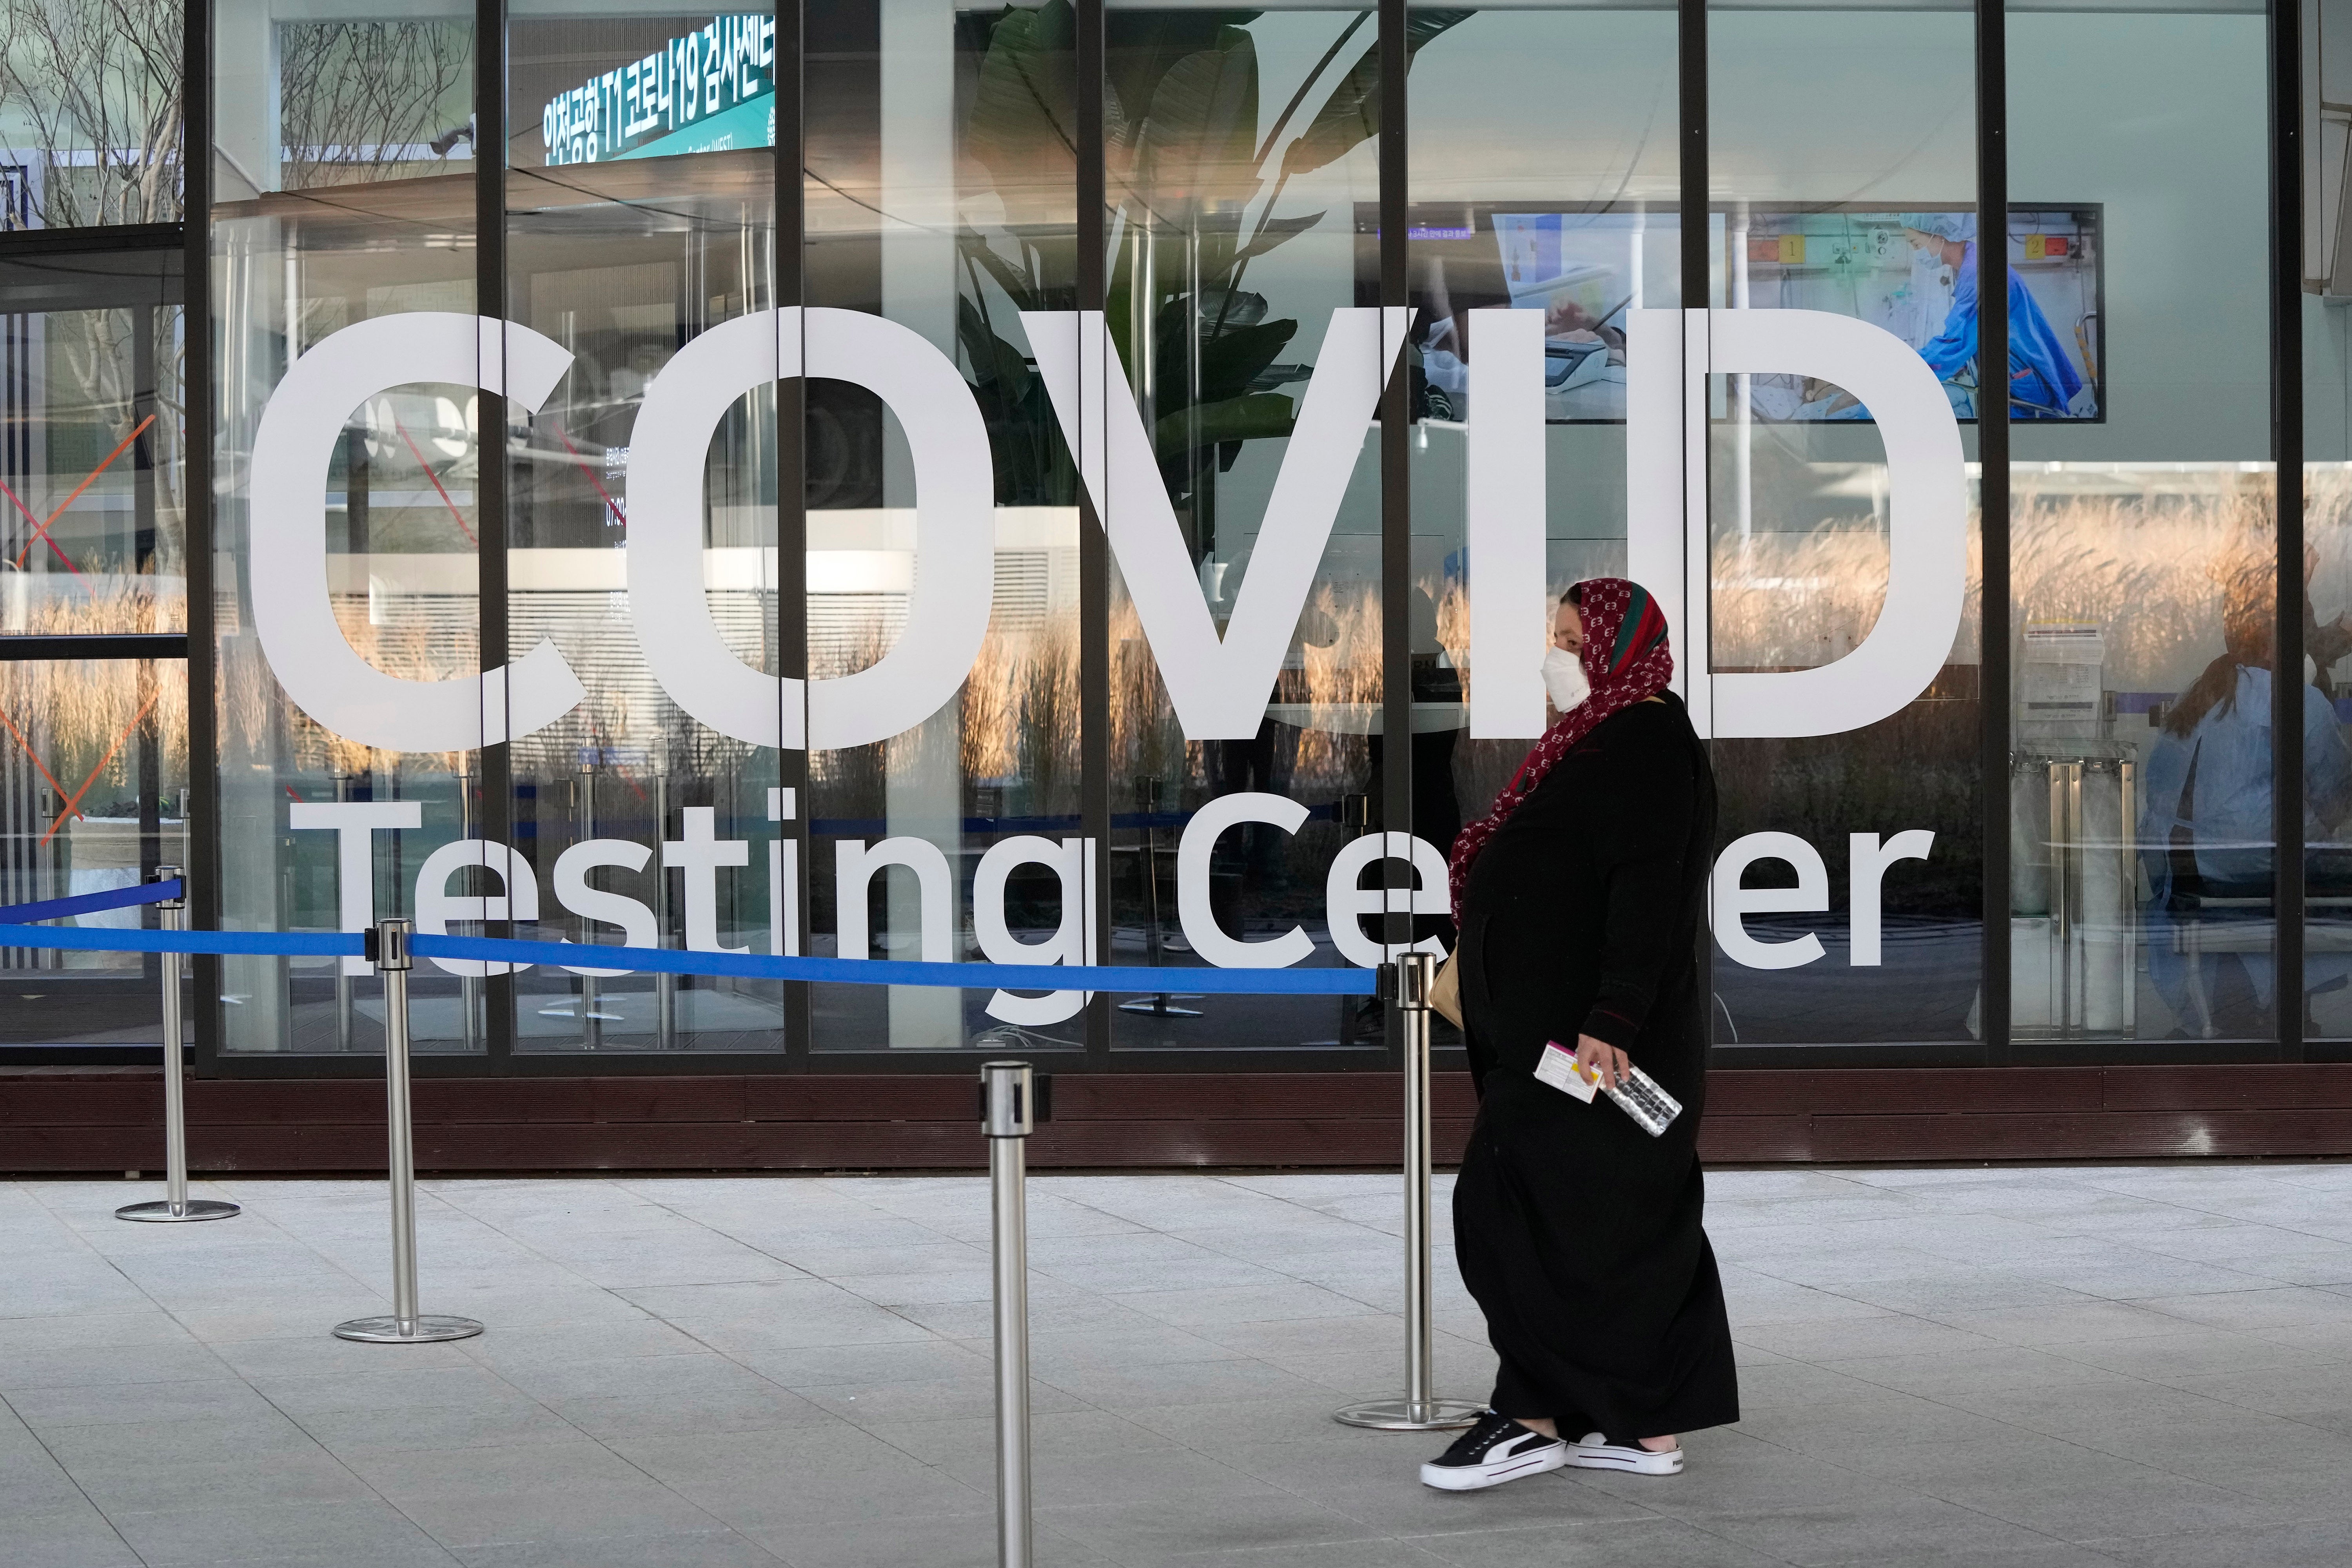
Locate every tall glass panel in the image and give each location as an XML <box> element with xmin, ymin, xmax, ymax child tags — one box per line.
<box><xmin>506</xmin><ymin>7</ymin><xmax>783</xmax><ymax>1051</ymax></box>
<box><xmin>0</xmin><ymin>249</ymin><xmax>185</xmax><ymax>633</ymax></box>
<box><xmin>806</xmin><ymin>0</ymin><xmax>1085</xmax><ymax>1050</ymax></box>
<box><xmin>0</xmin><ymin>654</ymin><xmax>189</xmax><ymax>1042</ymax></box>
<box><xmin>2011</xmin><ymin>1</ymin><xmax>2274</xmax><ymax>1049</ymax></box>
<box><xmin>1408</xmin><ymin>4</ymin><xmax>1680</xmax><ymax>1051</ymax></box>
<box><xmin>2308</xmin><ymin>0</ymin><xmax>2352</xmax><ymax>1045</ymax></box>
<box><xmin>0</xmin><ymin>0</ymin><xmax>182</xmax><ymax>230</ymax></box>
<box><xmin>213</xmin><ymin>3</ymin><xmax>482</xmax><ymax>1052</ymax></box>
<box><xmin>1708</xmin><ymin>1</ymin><xmax>1982</xmax><ymax>1051</ymax></box>
<box><xmin>1099</xmin><ymin>3</ymin><xmax>1383</xmax><ymax>1051</ymax></box>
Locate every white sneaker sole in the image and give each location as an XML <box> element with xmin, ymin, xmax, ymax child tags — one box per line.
<box><xmin>1567</xmin><ymin>1441</ymin><xmax>1682</xmax><ymax>1476</ymax></box>
<box><xmin>1419</xmin><ymin>1446</ymin><xmax>1567</xmax><ymax>1491</ymax></box>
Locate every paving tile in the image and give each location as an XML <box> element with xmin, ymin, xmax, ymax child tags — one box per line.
<box><xmin>454</xmin><ymin>1526</ymin><xmax>788</xmax><ymax>1566</ymax></box>
<box><xmin>1730</xmin><ymin>1314</ymin><xmax>2002</xmax><ymax>1364</ymax></box>
<box><xmin>1814</xmin><ymin>1346</ymin><xmax>2138</xmax><ymax>1401</ymax></box>
<box><xmin>1401</xmin><ymin>1512</ymin><xmax>1788</xmax><ymax>1567</ymax></box>
<box><xmin>804</xmin><ymin>1372</ymin><xmax>1091</xmax><ymax>1426</ymax></box>
<box><xmin>1927</xmin><ymin>1299</ymin><xmax>2197</xmax><ymax>1348</ymax></box>
<box><xmin>20</xmin><ymin>1166</ymin><xmax>2352</xmax><ymax>1568</ymax></box>
<box><xmin>0</xmin><ymin>1309</ymin><xmax>196</xmax><ymax>1352</ymax></box>
<box><xmin>933</xmin><ymin>1441</ymin><xmax>1256</xmax><ymax>1507</ymax></box>
<box><xmin>736</xmin><ymin>1338</ymin><xmax>991</xmax><ymax>1388</ymax></box>
<box><xmin>612</xmin><ymin>1427</ymin><xmax>991</xmax><ymax>1531</ymax></box>
<box><xmin>38</xmin><ymin>1414</ymin><xmax>332</xmax><ymax>1471</ymax></box>
<box><xmin>0</xmin><ymin>1503</ymin><xmax>144</xmax><ymax>1568</ymax></box>
<box><xmin>1039</xmin><ymin>1487</ymin><xmax>1381</xmax><ymax>1566</ymax></box>
<box><xmin>1110</xmin><ymin>1282</ymin><xmax>1390</xmax><ymax>1328</ymax></box>
<box><xmin>105</xmin><ymin>1497</ymin><xmax>463</xmax><ymax>1568</ymax></box>
<box><xmin>8</xmin><ymin>1377</ymin><xmax>281</xmax><ymax>1431</ymax></box>
<box><xmin>0</xmin><ymin>1340</ymin><xmax>236</xmax><ymax>1392</ymax></box>
<box><xmin>745</xmin><ymin>1508</ymin><xmax>1114</xmax><ymax>1568</ymax></box>
<box><xmin>248</xmin><ymin>1363</ymin><xmax>530</xmax><ymax>1417</ymax></box>
<box><xmin>859</xmin><ymin>1407</ymin><xmax>1175</xmax><ymax>1466</ymax></box>
<box><xmin>2139</xmin><ymin>1284</ymin><xmax>2352</xmax><ymax>1331</ymax></box>
<box><xmin>65</xmin><ymin>1452</ymin><xmax>376</xmax><ymax>1516</ymax></box>
<box><xmin>2043</xmin><ymin>1329</ymin><xmax>2314</xmax><ymax>1383</ymax></box>
<box><xmin>292</xmin><ymin>1398</ymin><xmax>583</xmax><ymax>1456</ymax></box>
<box><xmin>555</xmin><ymin>1380</ymin><xmax>842</xmax><ymax>1437</ymax></box>
<box><xmin>2078</xmin><ymin>1517</ymin><xmax>2352</xmax><ymax>1566</ymax></box>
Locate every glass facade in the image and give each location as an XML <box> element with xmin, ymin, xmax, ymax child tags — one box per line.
<box><xmin>6</xmin><ymin>0</ymin><xmax>2345</xmax><ymax>1075</ymax></box>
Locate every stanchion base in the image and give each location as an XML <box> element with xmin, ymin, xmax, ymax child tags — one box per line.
<box><xmin>1333</xmin><ymin>1397</ymin><xmax>1486</xmax><ymax>1432</ymax></box>
<box><xmin>332</xmin><ymin>1314</ymin><xmax>484</xmax><ymax>1343</ymax></box>
<box><xmin>114</xmin><ymin>1199</ymin><xmax>240</xmax><ymax>1223</ymax></box>
<box><xmin>1117</xmin><ymin>995</ymin><xmax>1205</xmax><ymax>1017</ymax></box>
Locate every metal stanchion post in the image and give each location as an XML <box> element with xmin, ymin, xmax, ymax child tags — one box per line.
<box><xmin>117</xmin><ymin>867</ymin><xmax>238</xmax><ymax>1224</ymax></box>
<box><xmin>1336</xmin><ymin>953</ymin><xmax>1483</xmax><ymax>1431</ymax></box>
<box><xmin>333</xmin><ymin>772</ymin><xmax>355</xmax><ymax>1052</ymax></box>
<box><xmin>334</xmin><ymin>919</ymin><xmax>482</xmax><ymax>1344</ymax></box>
<box><xmin>1118</xmin><ymin>777</ymin><xmax>1199</xmax><ymax>1018</ymax></box>
<box><xmin>980</xmin><ymin>1061</ymin><xmax>1035</xmax><ymax>1568</ymax></box>
<box><xmin>654</xmin><ymin>769</ymin><xmax>678</xmax><ymax>1048</ymax></box>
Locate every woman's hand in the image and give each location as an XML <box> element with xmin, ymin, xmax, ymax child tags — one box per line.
<box><xmin>1573</xmin><ymin>1034</ymin><xmax>1632</xmax><ymax>1091</ymax></box>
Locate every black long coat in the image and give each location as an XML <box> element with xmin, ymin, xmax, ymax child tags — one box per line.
<box><xmin>1451</xmin><ymin>692</ymin><xmax>1739</xmax><ymax>1439</ymax></box>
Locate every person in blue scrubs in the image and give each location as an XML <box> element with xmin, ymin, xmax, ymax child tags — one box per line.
<box><xmin>2140</xmin><ymin>582</ymin><xmax>2352</xmax><ymax>1037</ymax></box>
<box><xmin>1904</xmin><ymin>216</ymin><xmax>2091</xmax><ymax>420</ymax></box>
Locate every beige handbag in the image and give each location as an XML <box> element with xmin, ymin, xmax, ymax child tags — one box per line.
<box><xmin>1430</xmin><ymin>946</ymin><xmax>1463</xmax><ymax>1029</ymax></box>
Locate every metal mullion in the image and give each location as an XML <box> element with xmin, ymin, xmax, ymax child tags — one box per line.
<box><xmin>1978</xmin><ymin>0</ymin><xmax>2012</xmax><ymax>1064</ymax></box>
<box><xmin>1379</xmin><ymin>0</ymin><xmax>1409</xmax><ymax>1070</ymax></box>
<box><xmin>2275</xmin><ymin>0</ymin><xmax>2307</xmax><ymax>1061</ymax></box>
<box><xmin>186</xmin><ymin>0</ymin><xmax>223</xmax><ymax>1077</ymax></box>
<box><xmin>476</xmin><ymin>0</ymin><xmax>515</xmax><ymax>1071</ymax></box>
<box><xmin>1679</xmin><ymin>0</ymin><xmax>1710</xmax><ymax>1042</ymax></box>
<box><xmin>0</xmin><ymin>634</ymin><xmax>188</xmax><ymax>660</ymax></box>
<box><xmin>779</xmin><ymin>0</ymin><xmax>812</xmax><ymax>1070</ymax></box>
<box><xmin>1680</xmin><ymin>0</ymin><xmax>1707</xmax><ymax>311</ymax></box>
<box><xmin>1080</xmin><ymin>0</ymin><xmax>1110</xmax><ymax>1064</ymax></box>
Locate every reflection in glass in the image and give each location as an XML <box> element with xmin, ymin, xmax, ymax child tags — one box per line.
<box><xmin>0</xmin><ymin>654</ymin><xmax>189</xmax><ymax>1043</ymax></box>
<box><xmin>1408</xmin><ymin>4</ymin><xmax>1679</xmax><ymax>1051</ymax></box>
<box><xmin>2009</xmin><ymin>2</ymin><xmax>2273</xmax><ymax>1045</ymax></box>
<box><xmin>0</xmin><ymin>0</ymin><xmax>183</xmax><ymax>229</ymax></box>
<box><xmin>505</xmin><ymin>5</ymin><xmax>782</xmax><ymax>1051</ymax></box>
<box><xmin>804</xmin><ymin>0</ymin><xmax>1085</xmax><ymax>1051</ymax></box>
<box><xmin>213</xmin><ymin>2</ymin><xmax>483</xmax><ymax>1052</ymax></box>
<box><xmin>1708</xmin><ymin>2</ymin><xmax>1981</xmax><ymax>1048</ymax></box>
<box><xmin>2306</xmin><ymin>2</ymin><xmax>2352</xmax><ymax>1043</ymax></box>
<box><xmin>1104</xmin><ymin>5</ymin><xmax>1385</xmax><ymax>1050</ymax></box>
<box><xmin>0</xmin><ymin>251</ymin><xmax>185</xmax><ymax>633</ymax></box>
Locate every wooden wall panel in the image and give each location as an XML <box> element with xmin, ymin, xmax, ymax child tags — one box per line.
<box><xmin>11</xmin><ymin>1066</ymin><xmax>2352</xmax><ymax>1173</ymax></box>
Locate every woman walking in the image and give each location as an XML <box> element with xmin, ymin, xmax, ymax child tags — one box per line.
<box><xmin>1421</xmin><ymin>578</ymin><xmax>1738</xmax><ymax>1491</ymax></box>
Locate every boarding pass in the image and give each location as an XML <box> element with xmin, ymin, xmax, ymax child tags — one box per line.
<box><xmin>1533</xmin><ymin>1040</ymin><xmax>1601</xmax><ymax>1102</ymax></box>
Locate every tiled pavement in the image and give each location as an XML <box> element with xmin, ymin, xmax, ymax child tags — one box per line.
<box><xmin>11</xmin><ymin>1164</ymin><xmax>2352</xmax><ymax>1567</ymax></box>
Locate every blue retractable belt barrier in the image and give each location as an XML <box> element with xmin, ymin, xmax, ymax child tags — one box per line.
<box><xmin>407</xmin><ymin>935</ymin><xmax>1378</xmax><ymax>995</ymax></box>
<box><xmin>0</xmin><ymin>904</ymin><xmax>1381</xmax><ymax>995</ymax></box>
<box><xmin>0</xmin><ymin>878</ymin><xmax>184</xmax><ymax>924</ymax></box>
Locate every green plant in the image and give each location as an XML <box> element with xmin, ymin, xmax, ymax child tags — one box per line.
<box><xmin>955</xmin><ymin>4</ymin><xmax>1468</xmax><ymax>531</ymax></box>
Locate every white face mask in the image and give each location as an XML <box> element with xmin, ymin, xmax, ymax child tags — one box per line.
<box><xmin>1542</xmin><ymin>645</ymin><xmax>1590</xmax><ymax>712</ymax></box>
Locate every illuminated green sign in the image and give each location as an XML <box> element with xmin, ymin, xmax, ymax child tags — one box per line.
<box><xmin>539</xmin><ymin>14</ymin><xmax>774</xmax><ymax>166</ymax></box>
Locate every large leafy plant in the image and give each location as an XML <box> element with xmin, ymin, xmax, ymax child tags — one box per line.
<box><xmin>957</xmin><ymin>3</ymin><xmax>1465</xmax><ymax>539</ymax></box>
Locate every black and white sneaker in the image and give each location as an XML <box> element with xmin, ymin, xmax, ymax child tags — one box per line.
<box><xmin>1567</xmin><ymin>1432</ymin><xmax>1683</xmax><ymax>1475</ymax></box>
<box><xmin>1419</xmin><ymin>1412</ymin><xmax>1566</xmax><ymax>1491</ymax></box>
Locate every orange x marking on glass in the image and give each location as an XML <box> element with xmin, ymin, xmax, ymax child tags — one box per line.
<box><xmin>0</xmin><ymin>473</ymin><xmax>89</xmax><ymax>586</ymax></box>
<box><xmin>39</xmin><ymin>687</ymin><xmax>162</xmax><ymax>847</ymax></box>
<box><xmin>389</xmin><ymin>415</ymin><xmax>479</xmax><ymax>546</ymax></box>
<box><xmin>550</xmin><ymin>422</ymin><xmax>627</xmax><ymax>529</ymax></box>
<box><xmin>10</xmin><ymin>413</ymin><xmax>153</xmax><ymax>575</ymax></box>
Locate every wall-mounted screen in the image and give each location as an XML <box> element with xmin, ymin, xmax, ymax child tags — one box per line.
<box><xmin>1389</xmin><ymin>203</ymin><xmax>2102</xmax><ymax>424</ymax></box>
<box><xmin>1728</xmin><ymin>205</ymin><xmax>2102</xmax><ymax>423</ymax></box>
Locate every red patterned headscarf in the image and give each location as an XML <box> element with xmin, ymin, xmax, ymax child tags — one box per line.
<box><xmin>1446</xmin><ymin>577</ymin><xmax>1675</xmax><ymax>917</ymax></box>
